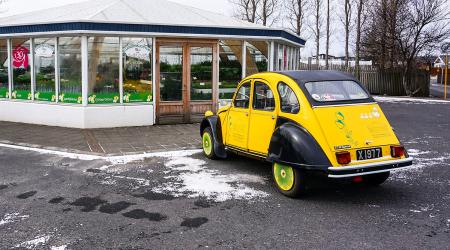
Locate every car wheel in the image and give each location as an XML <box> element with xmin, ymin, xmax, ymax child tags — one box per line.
<box><xmin>365</xmin><ymin>172</ymin><xmax>390</xmax><ymax>186</ymax></box>
<box><xmin>202</xmin><ymin>127</ymin><xmax>217</xmax><ymax>159</ymax></box>
<box><xmin>272</xmin><ymin>162</ymin><xmax>307</xmax><ymax>197</ymax></box>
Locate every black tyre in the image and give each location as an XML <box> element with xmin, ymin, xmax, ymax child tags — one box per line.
<box><xmin>202</xmin><ymin>127</ymin><xmax>218</xmax><ymax>159</ymax></box>
<box><xmin>272</xmin><ymin>162</ymin><xmax>307</xmax><ymax>197</ymax></box>
<box><xmin>365</xmin><ymin>172</ymin><xmax>390</xmax><ymax>186</ymax></box>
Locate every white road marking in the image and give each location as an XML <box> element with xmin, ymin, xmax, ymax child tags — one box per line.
<box><xmin>0</xmin><ymin>142</ymin><xmax>202</xmax><ymax>164</ymax></box>
<box><xmin>375</xmin><ymin>96</ymin><xmax>450</xmax><ymax>104</ymax></box>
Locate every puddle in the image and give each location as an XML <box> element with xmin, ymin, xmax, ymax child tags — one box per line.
<box><xmin>122</xmin><ymin>209</ymin><xmax>167</xmax><ymax>222</ymax></box>
<box><xmin>99</xmin><ymin>201</ymin><xmax>134</xmax><ymax>214</ymax></box>
<box><xmin>17</xmin><ymin>191</ymin><xmax>37</xmax><ymax>199</ymax></box>
<box><xmin>49</xmin><ymin>197</ymin><xmax>65</xmax><ymax>204</ymax></box>
<box><xmin>180</xmin><ymin>217</ymin><xmax>208</xmax><ymax>228</ymax></box>
<box><xmin>133</xmin><ymin>191</ymin><xmax>175</xmax><ymax>201</ymax></box>
<box><xmin>70</xmin><ymin>197</ymin><xmax>107</xmax><ymax>212</ymax></box>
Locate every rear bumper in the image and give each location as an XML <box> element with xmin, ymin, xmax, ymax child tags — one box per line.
<box><xmin>327</xmin><ymin>157</ymin><xmax>413</xmax><ymax>178</ymax></box>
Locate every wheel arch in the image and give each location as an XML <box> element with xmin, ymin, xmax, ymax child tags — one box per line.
<box><xmin>200</xmin><ymin>116</ymin><xmax>227</xmax><ymax>159</ymax></box>
<box><xmin>268</xmin><ymin>118</ymin><xmax>331</xmax><ymax>171</ymax></box>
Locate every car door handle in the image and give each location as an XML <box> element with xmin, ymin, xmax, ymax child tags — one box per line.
<box><xmin>272</xmin><ymin>115</ymin><xmax>276</xmax><ymax>120</ymax></box>
<box><xmin>245</xmin><ymin>113</ymin><xmax>249</xmax><ymax>116</ymax></box>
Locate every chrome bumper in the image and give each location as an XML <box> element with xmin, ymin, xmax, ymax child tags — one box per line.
<box><xmin>327</xmin><ymin>157</ymin><xmax>414</xmax><ymax>178</ymax></box>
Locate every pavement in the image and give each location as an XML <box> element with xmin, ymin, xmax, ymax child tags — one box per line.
<box><xmin>0</xmin><ymin>122</ymin><xmax>201</xmax><ymax>155</ymax></box>
<box><xmin>0</xmin><ymin>97</ymin><xmax>449</xmax><ymax>249</ymax></box>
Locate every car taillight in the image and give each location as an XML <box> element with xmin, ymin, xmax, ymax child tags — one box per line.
<box><xmin>391</xmin><ymin>146</ymin><xmax>405</xmax><ymax>158</ymax></box>
<box><xmin>336</xmin><ymin>151</ymin><xmax>351</xmax><ymax>165</ymax></box>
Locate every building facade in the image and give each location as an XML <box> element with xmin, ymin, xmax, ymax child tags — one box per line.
<box><xmin>0</xmin><ymin>0</ymin><xmax>305</xmax><ymax>128</ymax></box>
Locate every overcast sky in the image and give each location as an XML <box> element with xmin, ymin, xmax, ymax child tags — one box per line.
<box><xmin>0</xmin><ymin>0</ymin><xmax>343</xmax><ymax>57</ymax></box>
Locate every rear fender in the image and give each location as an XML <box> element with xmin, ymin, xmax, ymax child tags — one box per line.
<box><xmin>268</xmin><ymin>118</ymin><xmax>331</xmax><ymax>171</ymax></box>
<box><xmin>200</xmin><ymin>116</ymin><xmax>227</xmax><ymax>158</ymax></box>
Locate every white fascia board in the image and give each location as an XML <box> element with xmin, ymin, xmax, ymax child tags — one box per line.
<box><xmin>0</xmin><ymin>30</ymin><xmax>305</xmax><ymax>48</ymax></box>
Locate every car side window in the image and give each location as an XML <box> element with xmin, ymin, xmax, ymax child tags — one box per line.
<box><xmin>278</xmin><ymin>82</ymin><xmax>300</xmax><ymax>114</ymax></box>
<box><xmin>253</xmin><ymin>81</ymin><xmax>275</xmax><ymax>111</ymax></box>
<box><xmin>233</xmin><ymin>82</ymin><xmax>251</xmax><ymax>108</ymax></box>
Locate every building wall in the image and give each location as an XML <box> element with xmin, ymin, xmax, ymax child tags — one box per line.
<box><xmin>0</xmin><ymin>101</ymin><xmax>154</xmax><ymax>128</ymax></box>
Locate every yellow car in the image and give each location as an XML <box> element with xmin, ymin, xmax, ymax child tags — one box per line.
<box><xmin>200</xmin><ymin>71</ymin><xmax>413</xmax><ymax>197</ymax></box>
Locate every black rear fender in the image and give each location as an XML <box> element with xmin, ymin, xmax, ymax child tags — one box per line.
<box><xmin>268</xmin><ymin>119</ymin><xmax>331</xmax><ymax>171</ymax></box>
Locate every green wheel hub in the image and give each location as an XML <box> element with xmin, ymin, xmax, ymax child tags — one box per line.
<box><xmin>202</xmin><ymin>132</ymin><xmax>212</xmax><ymax>156</ymax></box>
<box><xmin>273</xmin><ymin>163</ymin><xmax>295</xmax><ymax>191</ymax></box>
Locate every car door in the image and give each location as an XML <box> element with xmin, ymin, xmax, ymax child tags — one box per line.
<box><xmin>225</xmin><ymin>81</ymin><xmax>252</xmax><ymax>150</ymax></box>
<box><xmin>247</xmin><ymin>80</ymin><xmax>277</xmax><ymax>155</ymax></box>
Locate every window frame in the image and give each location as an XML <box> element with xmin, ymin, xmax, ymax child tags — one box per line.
<box><xmin>252</xmin><ymin>80</ymin><xmax>276</xmax><ymax>112</ymax></box>
<box><xmin>232</xmin><ymin>80</ymin><xmax>251</xmax><ymax>109</ymax></box>
<box><xmin>277</xmin><ymin>81</ymin><xmax>300</xmax><ymax>114</ymax></box>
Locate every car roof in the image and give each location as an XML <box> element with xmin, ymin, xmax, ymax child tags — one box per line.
<box><xmin>277</xmin><ymin>70</ymin><xmax>357</xmax><ymax>83</ymax></box>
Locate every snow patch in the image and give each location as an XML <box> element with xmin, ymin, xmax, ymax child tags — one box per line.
<box><xmin>0</xmin><ymin>213</ymin><xmax>29</xmax><ymax>226</ymax></box>
<box><xmin>15</xmin><ymin>235</ymin><xmax>51</xmax><ymax>249</ymax></box>
<box><xmin>51</xmin><ymin>245</ymin><xmax>68</xmax><ymax>250</ymax></box>
<box><xmin>152</xmin><ymin>155</ymin><xmax>269</xmax><ymax>202</ymax></box>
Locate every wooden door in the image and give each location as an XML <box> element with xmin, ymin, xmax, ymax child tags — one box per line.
<box><xmin>156</xmin><ymin>39</ymin><xmax>218</xmax><ymax>124</ymax></box>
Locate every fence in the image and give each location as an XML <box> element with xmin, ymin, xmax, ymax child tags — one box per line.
<box><xmin>298</xmin><ymin>62</ymin><xmax>430</xmax><ymax>97</ymax></box>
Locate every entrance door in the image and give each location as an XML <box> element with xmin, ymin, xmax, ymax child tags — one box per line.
<box><xmin>226</xmin><ymin>81</ymin><xmax>252</xmax><ymax>150</ymax></box>
<box><xmin>156</xmin><ymin>40</ymin><xmax>218</xmax><ymax>124</ymax></box>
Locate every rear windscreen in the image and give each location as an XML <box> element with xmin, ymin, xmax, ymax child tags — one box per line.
<box><xmin>305</xmin><ymin>81</ymin><xmax>369</xmax><ymax>102</ymax></box>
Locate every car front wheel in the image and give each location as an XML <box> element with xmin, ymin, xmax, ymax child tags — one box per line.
<box><xmin>202</xmin><ymin>127</ymin><xmax>218</xmax><ymax>159</ymax></box>
<box><xmin>272</xmin><ymin>162</ymin><xmax>307</xmax><ymax>197</ymax></box>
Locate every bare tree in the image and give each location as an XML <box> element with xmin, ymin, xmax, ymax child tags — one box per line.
<box><xmin>354</xmin><ymin>0</ymin><xmax>367</xmax><ymax>78</ymax></box>
<box><xmin>343</xmin><ymin>0</ymin><xmax>352</xmax><ymax>68</ymax></box>
<box><xmin>325</xmin><ymin>0</ymin><xmax>331</xmax><ymax>69</ymax></box>
<box><xmin>230</xmin><ymin>0</ymin><xmax>259</xmax><ymax>23</ymax></box>
<box><xmin>310</xmin><ymin>0</ymin><xmax>324</xmax><ymax>65</ymax></box>
<box><xmin>396</xmin><ymin>0</ymin><xmax>450</xmax><ymax>95</ymax></box>
<box><xmin>286</xmin><ymin>0</ymin><xmax>308</xmax><ymax>36</ymax></box>
<box><xmin>258</xmin><ymin>0</ymin><xmax>280</xmax><ymax>26</ymax></box>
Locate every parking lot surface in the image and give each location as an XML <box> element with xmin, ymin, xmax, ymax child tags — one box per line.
<box><xmin>0</xmin><ymin>98</ymin><xmax>449</xmax><ymax>249</ymax></box>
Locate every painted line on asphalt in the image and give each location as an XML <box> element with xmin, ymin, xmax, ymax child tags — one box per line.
<box><xmin>0</xmin><ymin>142</ymin><xmax>202</xmax><ymax>164</ymax></box>
<box><xmin>374</xmin><ymin>96</ymin><xmax>450</xmax><ymax>103</ymax></box>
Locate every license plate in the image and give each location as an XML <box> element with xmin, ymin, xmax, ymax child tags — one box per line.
<box><xmin>357</xmin><ymin>148</ymin><xmax>382</xmax><ymax>160</ymax></box>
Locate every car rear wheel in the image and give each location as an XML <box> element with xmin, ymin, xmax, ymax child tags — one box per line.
<box><xmin>202</xmin><ymin>127</ymin><xmax>217</xmax><ymax>159</ymax></box>
<box><xmin>272</xmin><ymin>162</ymin><xmax>307</xmax><ymax>197</ymax></box>
<box><xmin>365</xmin><ymin>172</ymin><xmax>390</xmax><ymax>186</ymax></box>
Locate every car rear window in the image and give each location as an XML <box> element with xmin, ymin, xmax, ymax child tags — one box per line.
<box><xmin>304</xmin><ymin>81</ymin><xmax>369</xmax><ymax>102</ymax></box>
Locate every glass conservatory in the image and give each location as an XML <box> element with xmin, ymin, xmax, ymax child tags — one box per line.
<box><xmin>0</xmin><ymin>0</ymin><xmax>304</xmax><ymax>128</ymax></box>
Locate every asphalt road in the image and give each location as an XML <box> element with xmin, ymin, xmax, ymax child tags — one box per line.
<box><xmin>1</xmin><ymin>99</ymin><xmax>449</xmax><ymax>249</ymax></box>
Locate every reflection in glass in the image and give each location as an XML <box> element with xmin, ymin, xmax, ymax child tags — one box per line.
<box><xmin>219</xmin><ymin>40</ymin><xmax>242</xmax><ymax>100</ymax></box>
<box><xmin>246</xmin><ymin>41</ymin><xmax>268</xmax><ymax>77</ymax></box>
<box><xmin>88</xmin><ymin>37</ymin><xmax>120</xmax><ymax>104</ymax></box>
<box><xmin>0</xmin><ymin>39</ymin><xmax>7</xmax><ymax>98</ymax></box>
<box><xmin>160</xmin><ymin>46</ymin><xmax>183</xmax><ymax>101</ymax></box>
<box><xmin>190</xmin><ymin>46</ymin><xmax>212</xmax><ymax>101</ymax></box>
<box><xmin>59</xmin><ymin>37</ymin><xmax>82</xmax><ymax>104</ymax></box>
<box><xmin>34</xmin><ymin>38</ymin><xmax>56</xmax><ymax>102</ymax></box>
<box><xmin>11</xmin><ymin>38</ymin><xmax>31</xmax><ymax>100</ymax></box>
<box><xmin>122</xmin><ymin>37</ymin><xmax>153</xmax><ymax>103</ymax></box>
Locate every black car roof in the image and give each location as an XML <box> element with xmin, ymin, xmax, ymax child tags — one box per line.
<box><xmin>277</xmin><ymin>70</ymin><xmax>357</xmax><ymax>83</ymax></box>
<box><xmin>275</xmin><ymin>70</ymin><xmax>375</xmax><ymax>106</ymax></box>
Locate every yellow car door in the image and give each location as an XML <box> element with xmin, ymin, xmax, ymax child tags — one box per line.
<box><xmin>226</xmin><ymin>81</ymin><xmax>252</xmax><ymax>150</ymax></box>
<box><xmin>247</xmin><ymin>80</ymin><xmax>278</xmax><ymax>155</ymax></box>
